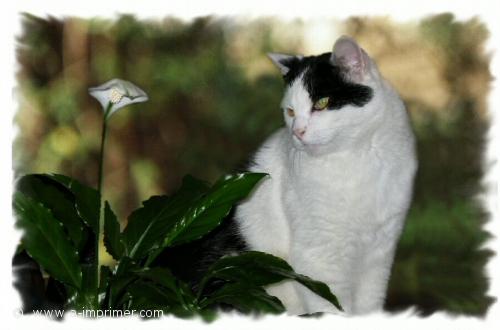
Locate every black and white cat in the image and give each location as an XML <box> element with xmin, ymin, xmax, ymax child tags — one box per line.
<box><xmin>161</xmin><ymin>36</ymin><xmax>417</xmax><ymax>315</ymax></box>
<box><xmin>234</xmin><ymin>36</ymin><xmax>417</xmax><ymax>315</ymax></box>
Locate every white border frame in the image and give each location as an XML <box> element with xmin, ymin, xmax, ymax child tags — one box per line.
<box><xmin>2</xmin><ymin>1</ymin><xmax>498</xmax><ymax>329</ymax></box>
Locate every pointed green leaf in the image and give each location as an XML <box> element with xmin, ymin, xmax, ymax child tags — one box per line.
<box><xmin>126</xmin><ymin>281</ymin><xmax>186</xmax><ymax>317</ymax></box>
<box><xmin>135</xmin><ymin>267</ymin><xmax>197</xmax><ymax>312</ymax></box>
<box><xmin>98</xmin><ymin>265</ymin><xmax>112</xmax><ymax>307</ymax></box>
<box><xmin>122</xmin><ymin>176</ymin><xmax>209</xmax><ymax>260</ymax></box>
<box><xmin>114</xmin><ymin>256</ymin><xmax>139</xmax><ymax>276</ymax></box>
<box><xmin>198</xmin><ymin>251</ymin><xmax>342</xmax><ymax>311</ymax></box>
<box><xmin>13</xmin><ymin>192</ymin><xmax>82</xmax><ymax>289</ymax></box>
<box><xmin>107</xmin><ymin>257</ymin><xmax>140</xmax><ymax>309</ymax></box>
<box><xmin>125</xmin><ymin>280</ymin><xmax>199</xmax><ymax>318</ymax></box>
<box><xmin>108</xmin><ymin>275</ymin><xmax>138</xmax><ymax>310</ymax></box>
<box><xmin>123</xmin><ymin>173</ymin><xmax>266</xmax><ymax>263</ymax></box>
<box><xmin>135</xmin><ymin>267</ymin><xmax>179</xmax><ymax>294</ymax></box>
<box><xmin>165</xmin><ymin>173</ymin><xmax>268</xmax><ymax>247</ymax></box>
<box><xmin>47</xmin><ymin>174</ymin><xmax>100</xmax><ymax>234</ymax></box>
<box><xmin>122</xmin><ymin>195</ymin><xmax>169</xmax><ymax>259</ymax></box>
<box><xmin>198</xmin><ymin>251</ymin><xmax>288</xmax><ymax>290</ymax></box>
<box><xmin>16</xmin><ymin>174</ymin><xmax>88</xmax><ymax>250</ymax></box>
<box><xmin>103</xmin><ymin>201</ymin><xmax>124</xmax><ymax>260</ymax></box>
<box><xmin>200</xmin><ymin>283</ymin><xmax>285</xmax><ymax>314</ymax></box>
<box><xmin>67</xmin><ymin>263</ymin><xmax>98</xmax><ymax>311</ymax></box>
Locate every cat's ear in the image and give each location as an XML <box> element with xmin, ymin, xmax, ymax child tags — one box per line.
<box><xmin>267</xmin><ymin>53</ymin><xmax>301</xmax><ymax>75</ymax></box>
<box><xmin>331</xmin><ymin>36</ymin><xmax>370</xmax><ymax>82</ymax></box>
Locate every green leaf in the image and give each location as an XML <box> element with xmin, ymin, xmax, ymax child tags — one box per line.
<box><xmin>126</xmin><ymin>281</ymin><xmax>185</xmax><ymax>317</ymax></box>
<box><xmin>135</xmin><ymin>267</ymin><xmax>197</xmax><ymax>312</ymax></box>
<box><xmin>198</xmin><ymin>251</ymin><xmax>287</xmax><ymax>289</ymax></box>
<box><xmin>135</xmin><ymin>267</ymin><xmax>180</xmax><ymax>297</ymax></box>
<box><xmin>122</xmin><ymin>175</ymin><xmax>209</xmax><ymax>260</ymax></box>
<box><xmin>107</xmin><ymin>257</ymin><xmax>140</xmax><ymax>309</ymax></box>
<box><xmin>122</xmin><ymin>195</ymin><xmax>169</xmax><ymax>259</ymax></box>
<box><xmin>99</xmin><ymin>266</ymin><xmax>112</xmax><ymax>294</ymax></box>
<box><xmin>98</xmin><ymin>265</ymin><xmax>112</xmax><ymax>307</ymax></box>
<box><xmin>200</xmin><ymin>283</ymin><xmax>285</xmax><ymax>314</ymax></box>
<box><xmin>68</xmin><ymin>263</ymin><xmax>98</xmax><ymax>311</ymax></box>
<box><xmin>13</xmin><ymin>192</ymin><xmax>82</xmax><ymax>289</ymax></box>
<box><xmin>287</xmin><ymin>273</ymin><xmax>343</xmax><ymax>312</ymax></box>
<box><xmin>103</xmin><ymin>201</ymin><xmax>124</xmax><ymax>260</ymax></box>
<box><xmin>48</xmin><ymin>174</ymin><xmax>100</xmax><ymax>234</ymax></box>
<box><xmin>123</xmin><ymin>173</ymin><xmax>266</xmax><ymax>262</ymax></box>
<box><xmin>198</xmin><ymin>251</ymin><xmax>343</xmax><ymax>311</ymax></box>
<box><xmin>108</xmin><ymin>275</ymin><xmax>137</xmax><ymax>310</ymax></box>
<box><xmin>164</xmin><ymin>172</ymin><xmax>268</xmax><ymax>247</ymax></box>
<box><xmin>115</xmin><ymin>256</ymin><xmax>139</xmax><ymax>276</ymax></box>
<box><xmin>16</xmin><ymin>174</ymin><xmax>87</xmax><ymax>250</ymax></box>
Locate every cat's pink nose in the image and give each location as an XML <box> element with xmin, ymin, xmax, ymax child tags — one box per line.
<box><xmin>293</xmin><ymin>127</ymin><xmax>306</xmax><ymax>139</ymax></box>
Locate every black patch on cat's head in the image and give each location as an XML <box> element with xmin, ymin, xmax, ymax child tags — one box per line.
<box><xmin>282</xmin><ymin>53</ymin><xmax>373</xmax><ymax>110</ymax></box>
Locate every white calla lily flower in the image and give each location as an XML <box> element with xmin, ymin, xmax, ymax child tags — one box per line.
<box><xmin>86</xmin><ymin>78</ymin><xmax>148</xmax><ymax>282</ymax></box>
<box><xmin>88</xmin><ymin>79</ymin><xmax>148</xmax><ymax>119</ymax></box>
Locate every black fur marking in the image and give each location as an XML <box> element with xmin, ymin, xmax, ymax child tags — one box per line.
<box><xmin>282</xmin><ymin>53</ymin><xmax>373</xmax><ymax>110</ymax></box>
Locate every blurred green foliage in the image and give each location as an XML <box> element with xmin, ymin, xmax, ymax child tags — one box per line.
<box><xmin>16</xmin><ymin>14</ymin><xmax>284</xmax><ymax>216</ymax></box>
<box><xmin>14</xmin><ymin>13</ymin><xmax>493</xmax><ymax>316</ymax></box>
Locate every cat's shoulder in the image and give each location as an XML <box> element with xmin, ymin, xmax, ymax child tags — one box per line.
<box><xmin>249</xmin><ymin>128</ymin><xmax>288</xmax><ymax>172</ymax></box>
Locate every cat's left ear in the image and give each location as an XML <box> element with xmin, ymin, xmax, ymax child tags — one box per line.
<box><xmin>331</xmin><ymin>36</ymin><xmax>370</xmax><ymax>82</ymax></box>
<box><xmin>267</xmin><ymin>53</ymin><xmax>302</xmax><ymax>75</ymax></box>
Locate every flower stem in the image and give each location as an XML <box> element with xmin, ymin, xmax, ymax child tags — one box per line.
<box><xmin>95</xmin><ymin>103</ymin><xmax>112</xmax><ymax>299</ymax></box>
<box><xmin>98</xmin><ymin>104</ymin><xmax>112</xmax><ymax>193</ymax></box>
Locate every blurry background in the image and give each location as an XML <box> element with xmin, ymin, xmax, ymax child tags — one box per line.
<box><xmin>14</xmin><ymin>13</ymin><xmax>494</xmax><ymax>316</ymax></box>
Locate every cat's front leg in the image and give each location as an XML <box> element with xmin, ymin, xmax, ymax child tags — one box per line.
<box><xmin>351</xmin><ymin>216</ymin><xmax>404</xmax><ymax>314</ymax></box>
<box><xmin>288</xmin><ymin>240</ymin><xmax>356</xmax><ymax>315</ymax></box>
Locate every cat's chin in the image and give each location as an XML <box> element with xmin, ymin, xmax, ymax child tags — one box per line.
<box><xmin>291</xmin><ymin>136</ymin><xmax>334</xmax><ymax>155</ymax></box>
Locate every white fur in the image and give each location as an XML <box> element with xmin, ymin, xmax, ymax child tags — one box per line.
<box><xmin>234</xmin><ymin>39</ymin><xmax>417</xmax><ymax>315</ymax></box>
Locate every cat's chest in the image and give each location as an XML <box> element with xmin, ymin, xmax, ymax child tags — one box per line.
<box><xmin>282</xmin><ymin>150</ymin><xmax>381</xmax><ymax>227</ymax></box>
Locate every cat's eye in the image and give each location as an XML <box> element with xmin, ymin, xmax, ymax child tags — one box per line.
<box><xmin>313</xmin><ymin>97</ymin><xmax>329</xmax><ymax>111</ymax></box>
<box><xmin>286</xmin><ymin>107</ymin><xmax>295</xmax><ymax>117</ymax></box>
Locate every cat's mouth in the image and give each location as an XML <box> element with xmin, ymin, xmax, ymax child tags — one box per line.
<box><xmin>292</xmin><ymin>133</ymin><xmax>324</xmax><ymax>148</ymax></box>
<box><xmin>292</xmin><ymin>133</ymin><xmax>307</xmax><ymax>146</ymax></box>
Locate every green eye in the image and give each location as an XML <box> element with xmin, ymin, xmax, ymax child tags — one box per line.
<box><xmin>313</xmin><ymin>97</ymin><xmax>329</xmax><ymax>111</ymax></box>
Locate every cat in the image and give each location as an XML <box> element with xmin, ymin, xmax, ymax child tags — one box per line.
<box><xmin>233</xmin><ymin>36</ymin><xmax>417</xmax><ymax>315</ymax></box>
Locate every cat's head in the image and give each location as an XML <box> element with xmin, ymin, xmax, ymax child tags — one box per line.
<box><xmin>269</xmin><ymin>36</ymin><xmax>385</xmax><ymax>153</ymax></box>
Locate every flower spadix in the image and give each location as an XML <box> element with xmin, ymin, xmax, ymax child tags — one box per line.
<box><xmin>88</xmin><ymin>79</ymin><xmax>148</xmax><ymax>119</ymax></box>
